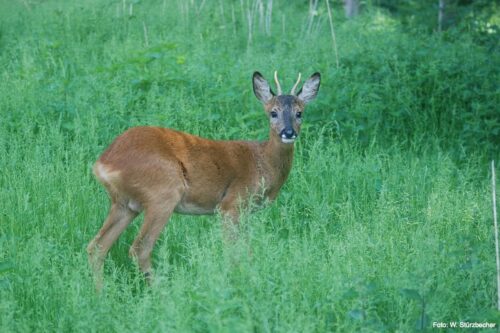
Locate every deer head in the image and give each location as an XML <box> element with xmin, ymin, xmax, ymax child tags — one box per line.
<box><xmin>253</xmin><ymin>71</ymin><xmax>321</xmax><ymax>144</ymax></box>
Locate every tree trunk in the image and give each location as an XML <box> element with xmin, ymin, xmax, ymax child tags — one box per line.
<box><xmin>344</xmin><ymin>0</ymin><xmax>359</xmax><ymax>19</ymax></box>
<box><xmin>438</xmin><ymin>0</ymin><xmax>445</xmax><ymax>32</ymax></box>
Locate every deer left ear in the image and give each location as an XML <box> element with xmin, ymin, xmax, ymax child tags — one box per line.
<box><xmin>297</xmin><ymin>72</ymin><xmax>321</xmax><ymax>104</ymax></box>
<box><xmin>253</xmin><ymin>72</ymin><xmax>274</xmax><ymax>104</ymax></box>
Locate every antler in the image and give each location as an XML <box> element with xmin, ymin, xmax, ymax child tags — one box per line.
<box><xmin>290</xmin><ymin>73</ymin><xmax>302</xmax><ymax>95</ymax></box>
<box><xmin>274</xmin><ymin>71</ymin><xmax>283</xmax><ymax>95</ymax></box>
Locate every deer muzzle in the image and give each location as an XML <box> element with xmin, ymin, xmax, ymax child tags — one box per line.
<box><xmin>280</xmin><ymin>128</ymin><xmax>297</xmax><ymax>143</ymax></box>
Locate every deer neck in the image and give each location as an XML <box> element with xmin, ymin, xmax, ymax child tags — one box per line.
<box><xmin>259</xmin><ymin>131</ymin><xmax>295</xmax><ymax>199</ymax></box>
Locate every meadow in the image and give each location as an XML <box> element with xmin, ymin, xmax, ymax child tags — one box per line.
<box><xmin>0</xmin><ymin>0</ymin><xmax>499</xmax><ymax>332</ymax></box>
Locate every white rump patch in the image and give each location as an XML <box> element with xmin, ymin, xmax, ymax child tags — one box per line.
<box><xmin>94</xmin><ymin>162</ymin><xmax>120</xmax><ymax>184</ymax></box>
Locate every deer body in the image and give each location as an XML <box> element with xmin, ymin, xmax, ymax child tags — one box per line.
<box><xmin>94</xmin><ymin>126</ymin><xmax>293</xmax><ymax>217</ymax></box>
<box><xmin>88</xmin><ymin>71</ymin><xmax>320</xmax><ymax>288</ymax></box>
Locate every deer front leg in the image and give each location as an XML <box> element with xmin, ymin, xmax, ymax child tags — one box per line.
<box><xmin>219</xmin><ymin>194</ymin><xmax>241</xmax><ymax>242</ymax></box>
<box><xmin>219</xmin><ymin>191</ymin><xmax>255</xmax><ymax>260</ymax></box>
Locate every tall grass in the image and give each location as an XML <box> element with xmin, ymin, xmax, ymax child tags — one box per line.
<box><xmin>0</xmin><ymin>0</ymin><xmax>498</xmax><ymax>331</ymax></box>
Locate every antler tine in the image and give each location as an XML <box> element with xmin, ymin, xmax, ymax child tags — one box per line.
<box><xmin>290</xmin><ymin>72</ymin><xmax>302</xmax><ymax>95</ymax></box>
<box><xmin>274</xmin><ymin>70</ymin><xmax>282</xmax><ymax>95</ymax></box>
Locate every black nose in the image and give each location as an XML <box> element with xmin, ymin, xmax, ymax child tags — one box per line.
<box><xmin>281</xmin><ymin>128</ymin><xmax>296</xmax><ymax>139</ymax></box>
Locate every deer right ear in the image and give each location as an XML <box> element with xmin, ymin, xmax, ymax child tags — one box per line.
<box><xmin>253</xmin><ymin>72</ymin><xmax>274</xmax><ymax>104</ymax></box>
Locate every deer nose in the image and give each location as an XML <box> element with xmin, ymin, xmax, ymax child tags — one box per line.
<box><xmin>281</xmin><ymin>128</ymin><xmax>296</xmax><ymax>139</ymax></box>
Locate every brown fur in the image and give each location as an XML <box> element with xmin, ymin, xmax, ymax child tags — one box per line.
<box><xmin>87</xmin><ymin>71</ymin><xmax>320</xmax><ymax>288</ymax></box>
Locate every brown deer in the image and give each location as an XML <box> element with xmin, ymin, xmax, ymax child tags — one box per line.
<box><xmin>87</xmin><ymin>71</ymin><xmax>321</xmax><ymax>288</ymax></box>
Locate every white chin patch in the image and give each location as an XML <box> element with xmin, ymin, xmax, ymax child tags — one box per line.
<box><xmin>281</xmin><ymin>138</ymin><xmax>295</xmax><ymax>144</ymax></box>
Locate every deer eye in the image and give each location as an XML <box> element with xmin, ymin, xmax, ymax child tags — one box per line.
<box><xmin>296</xmin><ymin>112</ymin><xmax>302</xmax><ymax>119</ymax></box>
<box><xmin>270</xmin><ymin>111</ymin><xmax>278</xmax><ymax>118</ymax></box>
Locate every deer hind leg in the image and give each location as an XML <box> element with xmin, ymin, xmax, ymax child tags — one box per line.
<box><xmin>87</xmin><ymin>200</ymin><xmax>139</xmax><ymax>290</ymax></box>
<box><xmin>129</xmin><ymin>189</ymin><xmax>182</xmax><ymax>282</ymax></box>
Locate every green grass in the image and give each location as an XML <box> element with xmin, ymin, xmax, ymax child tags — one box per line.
<box><xmin>0</xmin><ymin>1</ymin><xmax>499</xmax><ymax>332</ymax></box>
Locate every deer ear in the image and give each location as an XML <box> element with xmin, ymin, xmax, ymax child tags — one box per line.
<box><xmin>297</xmin><ymin>72</ymin><xmax>321</xmax><ymax>104</ymax></box>
<box><xmin>253</xmin><ymin>72</ymin><xmax>274</xmax><ymax>104</ymax></box>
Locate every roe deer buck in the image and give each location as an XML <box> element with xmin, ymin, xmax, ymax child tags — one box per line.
<box><xmin>87</xmin><ymin>71</ymin><xmax>321</xmax><ymax>288</ymax></box>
